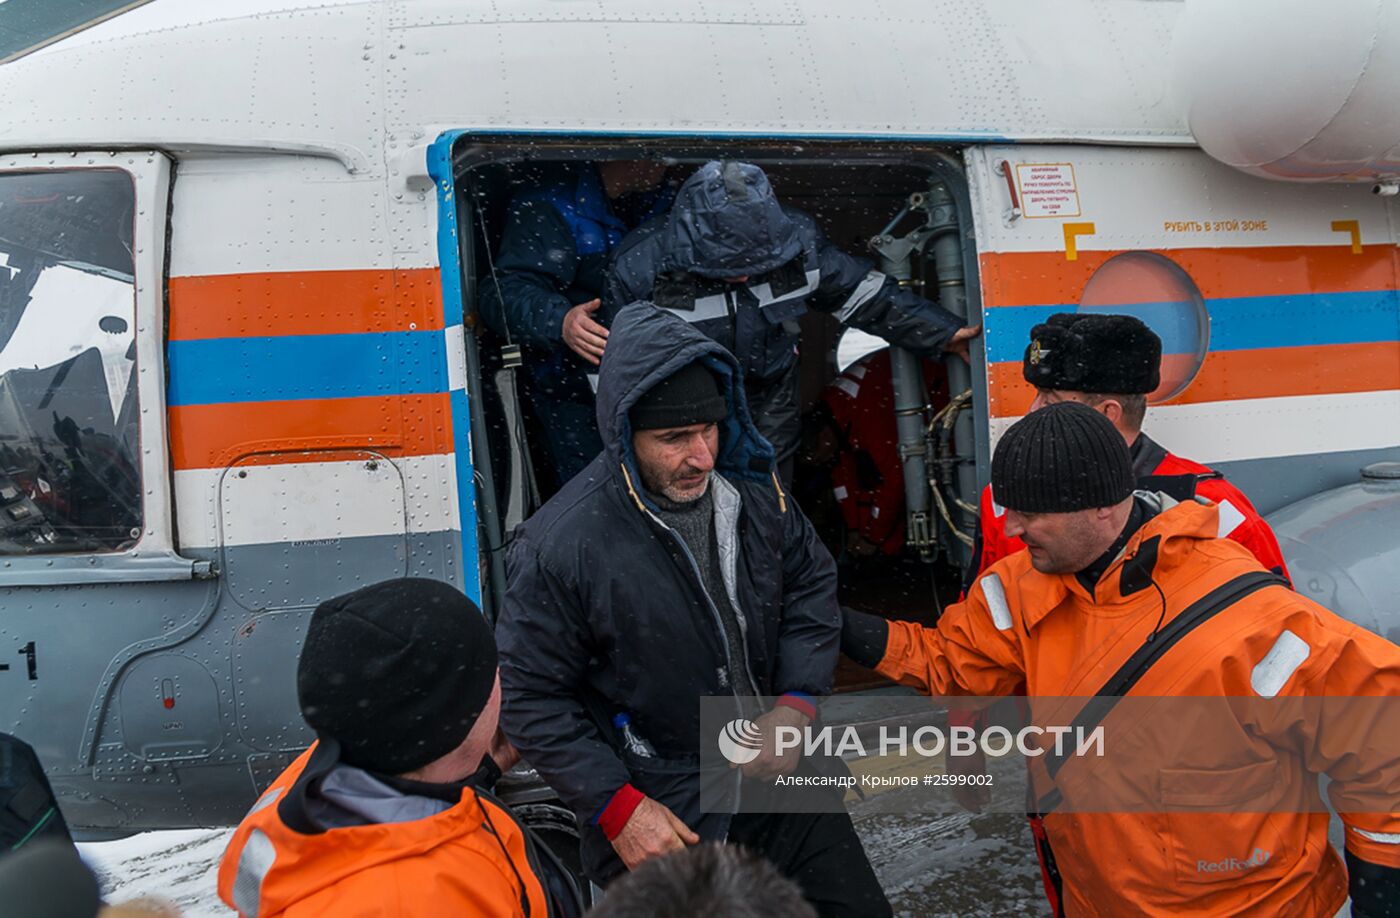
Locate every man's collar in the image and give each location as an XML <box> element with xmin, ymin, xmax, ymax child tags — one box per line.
<box><xmin>1129</xmin><ymin>432</ymin><xmax>1168</xmax><ymax>479</ymax></box>
<box><xmin>1074</xmin><ymin>497</ymin><xmax>1152</xmax><ymax>597</ymax></box>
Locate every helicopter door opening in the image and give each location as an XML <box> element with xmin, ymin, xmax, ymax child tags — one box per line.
<box><xmin>452</xmin><ymin>144</ymin><xmax>986</xmax><ymax>664</ymax></box>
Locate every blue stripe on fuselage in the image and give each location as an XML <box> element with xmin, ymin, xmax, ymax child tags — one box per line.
<box><xmin>167</xmin><ymin>330</ymin><xmax>447</xmax><ymax>406</ymax></box>
<box><xmin>984</xmin><ymin>290</ymin><xmax>1400</xmax><ymax>363</ymax></box>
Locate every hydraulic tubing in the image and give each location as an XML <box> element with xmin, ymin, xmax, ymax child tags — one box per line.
<box><xmin>924</xmin><ymin>184</ymin><xmax>977</xmax><ymax>564</ymax></box>
<box><xmin>870</xmin><ymin>200</ymin><xmax>936</xmax><ymax>559</ymax></box>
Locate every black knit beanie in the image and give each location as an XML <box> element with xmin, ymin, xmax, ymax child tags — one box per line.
<box><xmin>297</xmin><ymin>578</ymin><xmax>497</xmax><ymax>775</ymax></box>
<box><xmin>991</xmin><ymin>401</ymin><xmax>1135</xmax><ymax>513</ymax></box>
<box><xmin>630</xmin><ymin>360</ymin><xmax>728</xmax><ymax>431</ymax></box>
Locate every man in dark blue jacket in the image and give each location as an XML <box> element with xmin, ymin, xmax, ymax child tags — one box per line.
<box><xmin>497</xmin><ymin>304</ymin><xmax>888</xmax><ymax>917</ymax></box>
<box><xmin>480</xmin><ymin>161</ymin><xmax>671</xmax><ymax>490</ymax></box>
<box><xmin>604</xmin><ymin>161</ymin><xmax>978</xmax><ymax>476</ymax></box>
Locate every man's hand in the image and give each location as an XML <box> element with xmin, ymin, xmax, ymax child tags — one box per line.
<box><xmin>944</xmin><ymin>324</ymin><xmax>981</xmax><ymax>363</ymax></box>
<box><xmin>739</xmin><ymin>705</ymin><xmax>810</xmax><ymax>780</ymax></box>
<box><xmin>561</xmin><ymin>298</ymin><xmax>609</xmax><ymax>364</ymax></box>
<box><xmin>610</xmin><ymin>796</ymin><xmax>699</xmax><ymax>870</ymax></box>
<box><xmin>488</xmin><ymin>728</ymin><xmax>521</xmax><ymax>774</ymax></box>
<box><xmin>949</xmin><ymin>746</ymin><xmax>991</xmax><ymax>813</ymax></box>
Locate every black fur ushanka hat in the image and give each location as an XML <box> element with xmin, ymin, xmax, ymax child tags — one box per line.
<box><xmin>1022</xmin><ymin>312</ymin><xmax>1162</xmax><ymax>395</ymax></box>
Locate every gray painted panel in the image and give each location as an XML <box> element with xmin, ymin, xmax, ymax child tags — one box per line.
<box><xmin>220</xmin><ymin>452</ymin><xmax>409</xmax><ymax>611</ymax></box>
<box><xmin>118</xmin><ymin>654</ymin><xmax>224</xmax><ymax>761</ymax></box>
<box><xmin>2</xmin><ymin>529</ymin><xmax>466</xmax><ymax>830</ymax></box>
<box><xmin>1211</xmin><ymin>446</ymin><xmax>1400</xmax><ymax>516</ymax></box>
<box><xmin>233</xmin><ymin>607</ymin><xmax>315</xmax><ymax>754</ymax></box>
<box><xmin>1267</xmin><ymin>472</ymin><xmax>1400</xmax><ymax>646</ymax></box>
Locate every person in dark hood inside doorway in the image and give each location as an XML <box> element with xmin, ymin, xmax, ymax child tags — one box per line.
<box><xmin>479</xmin><ymin>161</ymin><xmax>673</xmax><ymax>492</ymax></box>
<box><xmin>496</xmin><ymin>304</ymin><xmax>889</xmax><ymax>917</ymax></box>
<box><xmin>602</xmin><ymin>161</ymin><xmax>979</xmax><ymax>479</ymax></box>
<box><xmin>218</xmin><ymin>578</ymin><xmax>582</xmax><ymax>917</ymax></box>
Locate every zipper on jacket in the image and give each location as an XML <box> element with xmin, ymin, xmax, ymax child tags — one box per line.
<box><xmin>653</xmin><ymin>519</ymin><xmax>750</xmax><ymax>809</ymax></box>
<box><xmin>618</xmin><ymin>464</ymin><xmax>748</xmax><ymax>710</ymax></box>
<box><xmin>712</xmin><ymin>486</ymin><xmax>763</xmax><ymax>702</ymax></box>
<box><xmin>649</xmin><ymin>509</ymin><xmax>753</xmax><ymax>716</ymax></box>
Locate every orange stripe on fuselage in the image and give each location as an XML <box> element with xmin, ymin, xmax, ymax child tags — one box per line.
<box><xmin>168</xmin><ymin>268</ymin><xmax>444</xmax><ymax>340</ymax></box>
<box><xmin>170</xmin><ymin>392</ymin><xmax>454</xmax><ymax>470</ymax></box>
<box><xmin>987</xmin><ymin>342</ymin><xmax>1400</xmax><ymax>417</ymax></box>
<box><xmin>979</xmin><ymin>245</ymin><xmax>1398</xmax><ymax>307</ymax></box>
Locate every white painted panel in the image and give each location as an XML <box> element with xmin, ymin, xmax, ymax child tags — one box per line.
<box><xmin>177</xmin><ymin>453</ymin><xmax>458</xmax><ymax>548</ymax></box>
<box><xmin>967</xmin><ymin>146</ymin><xmax>1389</xmax><ymax>256</ymax></box>
<box><xmin>2</xmin><ymin>0</ymin><xmax>1195</xmax><ymax>156</ymax></box>
<box><xmin>168</xmin><ymin>161</ymin><xmax>438</xmax><ymax>276</ymax></box>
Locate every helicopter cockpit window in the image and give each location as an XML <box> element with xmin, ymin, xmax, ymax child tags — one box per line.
<box><xmin>0</xmin><ymin>170</ymin><xmax>141</xmax><ymax>555</ymax></box>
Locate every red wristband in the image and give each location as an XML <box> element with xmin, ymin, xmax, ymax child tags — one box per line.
<box><xmin>596</xmin><ymin>783</ymin><xmax>645</xmax><ymax>841</ymax></box>
<box><xmin>775</xmin><ymin>693</ymin><xmax>817</xmax><ymax>721</ymax></box>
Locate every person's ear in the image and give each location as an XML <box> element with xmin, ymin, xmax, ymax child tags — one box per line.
<box><xmin>1097</xmin><ymin>398</ymin><xmax>1124</xmax><ymax>427</ymax></box>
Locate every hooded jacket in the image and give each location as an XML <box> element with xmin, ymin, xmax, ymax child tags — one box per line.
<box><xmin>845</xmin><ymin>495</ymin><xmax>1400</xmax><ymax>917</ymax></box>
<box><xmin>601</xmin><ymin>162</ymin><xmax>963</xmax><ymax>387</ymax></box>
<box><xmin>217</xmin><ymin>742</ymin><xmax>561</xmax><ymax>918</ymax></box>
<box><xmin>496</xmin><ymin>304</ymin><xmax>840</xmax><ymax>881</ymax></box>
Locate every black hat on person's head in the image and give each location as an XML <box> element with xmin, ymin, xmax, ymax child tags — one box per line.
<box><xmin>0</xmin><ymin>841</ymin><xmax>100</xmax><ymax>918</ymax></box>
<box><xmin>297</xmin><ymin>578</ymin><xmax>497</xmax><ymax>776</ymax></box>
<box><xmin>991</xmin><ymin>401</ymin><xmax>1135</xmax><ymax>513</ymax></box>
<box><xmin>630</xmin><ymin>360</ymin><xmax>728</xmax><ymax>432</ymax></box>
<box><xmin>1022</xmin><ymin>313</ymin><xmax>1162</xmax><ymax>394</ymax></box>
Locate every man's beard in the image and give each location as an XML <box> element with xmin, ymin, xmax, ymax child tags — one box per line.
<box><xmin>641</xmin><ymin>465</ymin><xmax>711</xmax><ymax>504</ymax></box>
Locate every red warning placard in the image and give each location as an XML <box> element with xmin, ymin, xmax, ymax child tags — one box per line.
<box><xmin>1014</xmin><ymin>163</ymin><xmax>1082</xmax><ymax>218</ymax></box>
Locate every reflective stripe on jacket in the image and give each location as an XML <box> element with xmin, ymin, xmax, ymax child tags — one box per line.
<box><xmin>878</xmin><ymin>497</ymin><xmax>1400</xmax><ymax>916</ymax></box>
<box><xmin>217</xmin><ymin>743</ymin><xmax>550</xmax><ymax>918</ymax></box>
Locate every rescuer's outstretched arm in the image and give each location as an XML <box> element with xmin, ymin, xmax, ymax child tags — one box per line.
<box><xmin>841</xmin><ymin>572</ymin><xmax>1026</xmax><ymax>697</ymax></box>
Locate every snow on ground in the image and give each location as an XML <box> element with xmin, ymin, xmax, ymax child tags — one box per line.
<box><xmin>74</xmin><ymin>815</ymin><xmax>1041</xmax><ymax>918</ymax></box>
<box><xmin>80</xmin><ymin>829</ymin><xmax>234</xmax><ymax>917</ymax></box>
<box><xmin>72</xmin><ymin>814</ymin><xmax>1348</xmax><ymax>917</ymax></box>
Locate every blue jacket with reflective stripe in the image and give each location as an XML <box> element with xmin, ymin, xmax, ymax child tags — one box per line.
<box><xmin>601</xmin><ymin>161</ymin><xmax>964</xmax><ymax>384</ymax></box>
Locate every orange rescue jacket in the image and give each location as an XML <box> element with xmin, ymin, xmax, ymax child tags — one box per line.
<box><xmin>218</xmin><ymin>743</ymin><xmax>552</xmax><ymax>918</ymax></box>
<box><xmin>877</xmin><ymin>497</ymin><xmax>1400</xmax><ymax>916</ymax></box>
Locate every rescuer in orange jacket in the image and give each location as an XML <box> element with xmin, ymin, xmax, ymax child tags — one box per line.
<box><xmin>843</xmin><ymin>404</ymin><xmax>1400</xmax><ymax>917</ymax></box>
<box><xmin>218</xmin><ymin>579</ymin><xmax>581</xmax><ymax>918</ymax></box>
<box><xmin>951</xmin><ymin>312</ymin><xmax>1293</xmax><ymax>869</ymax></box>
<box><xmin>968</xmin><ymin>312</ymin><xmax>1289</xmax><ymax>586</ymax></box>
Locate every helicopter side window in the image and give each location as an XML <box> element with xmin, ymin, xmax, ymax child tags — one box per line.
<box><xmin>0</xmin><ymin>170</ymin><xmax>141</xmax><ymax>555</ymax></box>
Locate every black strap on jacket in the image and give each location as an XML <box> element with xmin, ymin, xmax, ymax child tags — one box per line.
<box><xmin>1037</xmin><ymin>569</ymin><xmax>1289</xmax><ymax>809</ymax></box>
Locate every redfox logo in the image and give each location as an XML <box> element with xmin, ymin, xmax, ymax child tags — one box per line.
<box><xmin>1197</xmin><ymin>848</ymin><xmax>1272</xmax><ymax>873</ymax></box>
